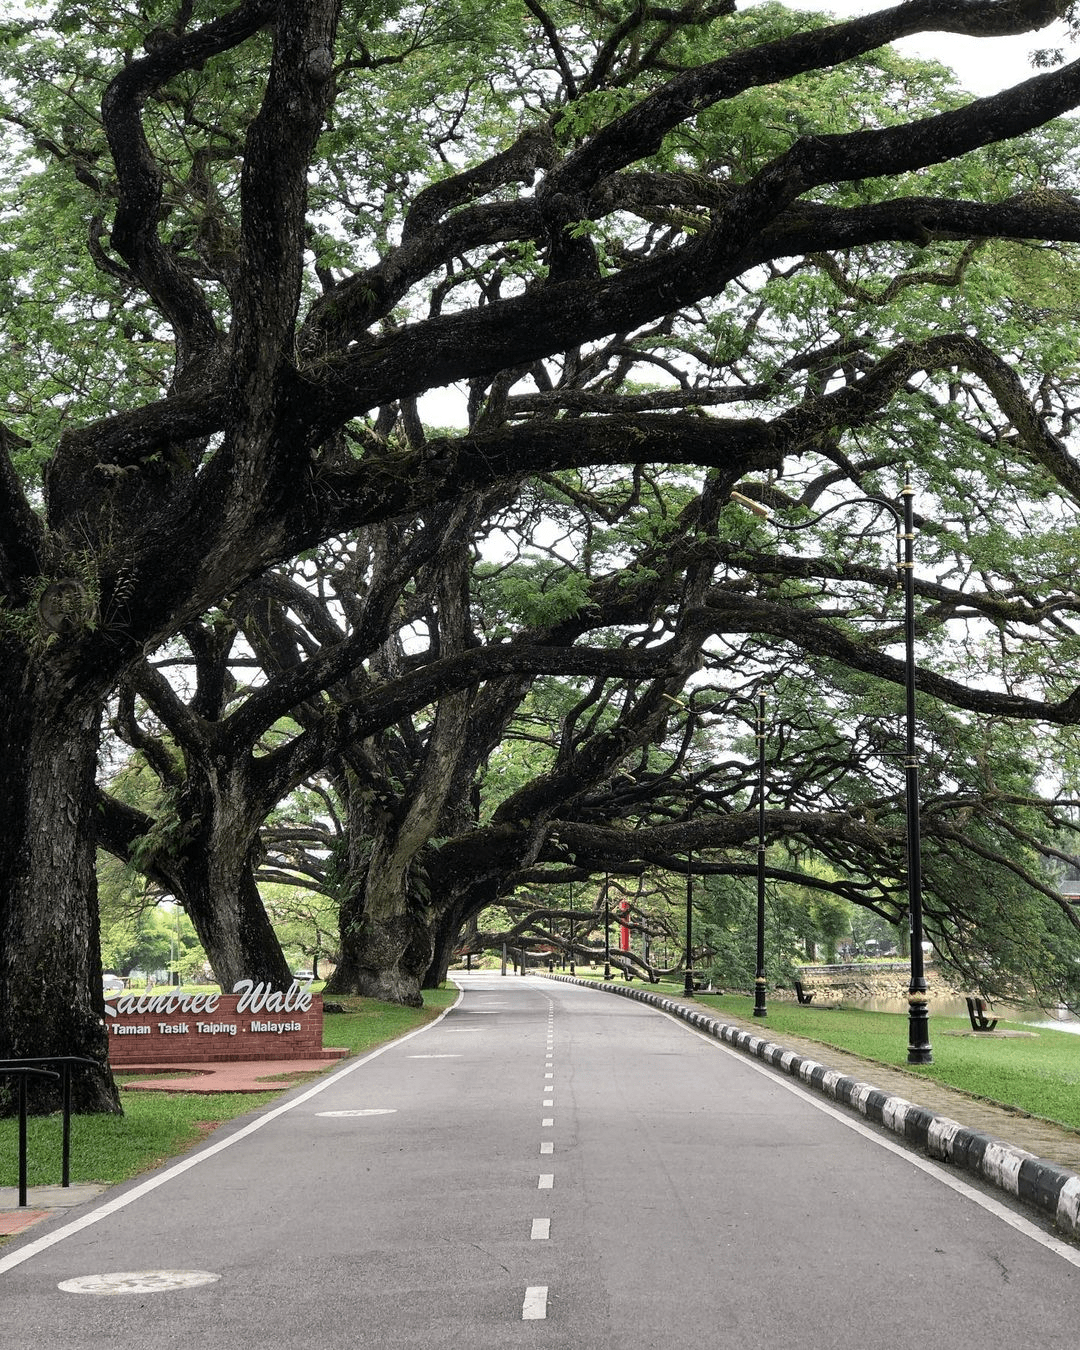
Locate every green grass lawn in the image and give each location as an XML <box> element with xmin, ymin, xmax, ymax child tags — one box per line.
<box><xmin>0</xmin><ymin>987</ymin><xmax>459</xmax><ymax>1202</ymax></box>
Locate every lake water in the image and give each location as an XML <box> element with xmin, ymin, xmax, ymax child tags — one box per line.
<box><xmin>849</xmin><ymin>994</ymin><xmax>1080</xmax><ymax>1034</ymax></box>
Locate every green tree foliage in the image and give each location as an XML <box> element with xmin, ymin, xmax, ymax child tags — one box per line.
<box><xmin>6</xmin><ymin>0</ymin><xmax>1080</xmax><ymax>1112</ymax></box>
<box><xmin>99</xmin><ymin>900</ymin><xmax>204</xmax><ymax>982</ymax></box>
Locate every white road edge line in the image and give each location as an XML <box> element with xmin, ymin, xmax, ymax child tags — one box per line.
<box><xmin>522</xmin><ymin>1285</ymin><xmax>548</xmax><ymax>1319</ymax></box>
<box><xmin>0</xmin><ymin>985</ymin><xmax>466</xmax><ymax>1277</ymax></box>
<box><xmin>674</xmin><ymin>1011</ymin><xmax>1080</xmax><ymax>1269</ymax></box>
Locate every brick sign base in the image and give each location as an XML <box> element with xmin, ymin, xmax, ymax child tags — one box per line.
<box><xmin>106</xmin><ymin>986</ymin><xmax>327</xmax><ymax>1066</ymax></box>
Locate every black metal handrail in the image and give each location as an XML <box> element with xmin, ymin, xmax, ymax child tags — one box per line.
<box><xmin>0</xmin><ymin>1056</ymin><xmax>105</xmax><ymax>1207</ymax></box>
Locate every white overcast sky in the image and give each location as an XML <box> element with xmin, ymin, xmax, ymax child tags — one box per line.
<box><xmin>772</xmin><ymin>0</ymin><xmax>1074</xmax><ymax>94</ymax></box>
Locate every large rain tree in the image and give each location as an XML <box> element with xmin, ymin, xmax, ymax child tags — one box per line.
<box><xmin>4</xmin><ymin>0</ymin><xmax>1080</xmax><ymax>1110</ymax></box>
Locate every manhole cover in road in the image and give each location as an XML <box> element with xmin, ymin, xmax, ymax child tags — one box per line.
<box><xmin>316</xmin><ymin>1108</ymin><xmax>398</xmax><ymax>1117</ymax></box>
<box><xmin>59</xmin><ymin>1271</ymin><xmax>221</xmax><ymax>1295</ymax></box>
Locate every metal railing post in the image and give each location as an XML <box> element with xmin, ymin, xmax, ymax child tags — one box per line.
<box><xmin>2</xmin><ymin>1057</ymin><xmax>102</xmax><ymax>1204</ymax></box>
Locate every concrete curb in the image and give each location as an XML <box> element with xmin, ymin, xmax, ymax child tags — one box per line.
<box><xmin>544</xmin><ymin>973</ymin><xmax>1080</xmax><ymax>1239</ymax></box>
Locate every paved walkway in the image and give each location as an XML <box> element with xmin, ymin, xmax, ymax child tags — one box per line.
<box><xmin>671</xmin><ymin>994</ymin><xmax>1080</xmax><ymax>1174</ymax></box>
<box><xmin>7</xmin><ymin>976</ymin><xmax>1080</xmax><ymax>1350</ymax></box>
<box><xmin>0</xmin><ymin>1185</ymin><xmax>108</xmax><ymax>1237</ymax></box>
<box><xmin>5</xmin><ymin>991</ymin><xmax>1080</xmax><ymax>1244</ymax></box>
<box><xmin>0</xmin><ymin>1054</ymin><xmax>348</xmax><ymax>1238</ymax></box>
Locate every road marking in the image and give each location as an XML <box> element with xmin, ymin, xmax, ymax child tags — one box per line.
<box><xmin>544</xmin><ymin>1071</ymin><xmax>554</xmax><ymax>1079</ymax></box>
<box><xmin>522</xmin><ymin>1285</ymin><xmax>548</xmax><ymax>1319</ymax></box>
<box><xmin>0</xmin><ymin>985</ymin><xmax>465</xmax><ymax>1277</ymax></box>
<box><xmin>542</xmin><ymin>1117</ymin><xmax>554</xmax><ymax>1127</ymax></box>
<box><xmin>58</xmin><ymin>1270</ymin><xmax>220</xmax><ymax>1295</ymax></box>
<box><xmin>540</xmin><ymin>1141</ymin><xmax>553</xmax><ymax>1154</ymax></box>
<box><xmin>538</xmin><ymin>1174</ymin><xmax>554</xmax><ymax>1189</ymax></box>
<box><xmin>688</xmin><ymin>1017</ymin><xmax>1080</xmax><ymax>1270</ymax></box>
<box><xmin>531</xmin><ymin>1218</ymin><xmax>551</xmax><ymax>1240</ymax></box>
<box><xmin>543</xmin><ymin>1098</ymin><xmax>554</xmax><ymax>1106</ymax></box>
<box><xmin>316</xmin><ymin>1109</ymin><xmax>397</xmax><ymax>1118</ymax></box>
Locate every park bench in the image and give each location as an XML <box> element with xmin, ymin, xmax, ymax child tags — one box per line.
<box><xmin>965</xmin><ymin>996</ymin><xmax>998</xmax><ymax>1032</ymax></box>
<box><xmin>793</xmin><ymin>980</ymin><xmax>815</xmax><ymax>1004</ymax></box>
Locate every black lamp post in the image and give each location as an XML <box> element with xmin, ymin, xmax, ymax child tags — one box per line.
<box><xmin>715</xmin><ymin>690</ymin><xmax>769</xmax><ymax>1017</ymax></box>
<box><xmin>603</xmin><ymin>877</ymin><xmax>612</xmax><ymax>980</ymax></box>
<box><xmin>683</xmin><ymin>851</ymin><xmax>695</xmax><ymax>998</ymax></box>
<box><xmin>568</xmin><ymin>881</ymin><xmax>576</xmax><ymax>975</ymax></box>
<box><xmin>753</xmin><ymin>690</ymin><xmax>768</xmax><ymax>1018</ymax></box>
<box><xmin>739</xmin><ymin>471</ymin><xmax>931</xmax><ymax>1063</ymax></box>
<box><xmin>900</xmin><ymin>476</ymin><xmax>931</xmax><ymax>1063</ymax></box>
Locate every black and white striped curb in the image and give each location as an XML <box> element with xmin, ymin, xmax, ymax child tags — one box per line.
<box><xmin>544</xmin><ymin>973</ymin><xmax>1080</xmax><ymax>1239</ymax></box>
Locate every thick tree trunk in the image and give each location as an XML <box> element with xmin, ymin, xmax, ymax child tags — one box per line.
<box><xmin>0</xmin><ymin>655</ymin><xmax>121</xmax><ymax>1116</ymax></box>
<box><xmin>423</xmin><ymin>888</ymin><xmax>492</xmax><ymax>988</ymax></box>
<box><xmin>181</xmin><ymin>850</ymin><xmax>293</xmax><ymax>991</ymax></box>
<box><xmin>424</xmin><ymin>912</ymin><xmax>461</xmax><ymax>990</ymax></box>
<box><xmin>174</xmin><ymin>773</ymin><xmax>293</xmax><ymax>991</ymax></box>
<box><xmin>325</xmin><ymin>866</ymin><xmax>432</xmax><ymax>1007</ymax></box>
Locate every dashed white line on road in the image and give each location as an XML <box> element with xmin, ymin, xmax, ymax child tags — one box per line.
<box><xmin>540</xmin><ymin>1141</ymin><xmax>553</xmax><ymax>1154</ymax></box>
<box><xmin>522</xmin><ymin>1285</ymin><xmax>548</xmax><ymax>1319</ymax></box>
<box><xmin>531</xmin><ymin>1218</ymin><xmax>551</xmax><ymax>1240</ymax></box>
<box><xmin>543</xmin><ymin>1098</ymin><xmax>553</xmax><ymax>1106</ymax></box>
<box><xmin>542</xmin><ymin>1117</ymin><xmax>554</xmax><ymax>1127</ymax></box>
<box><xmin>538</xmin><ymin>1174</ymin><xmax>554</xmax><ymax>1189</ymax></box>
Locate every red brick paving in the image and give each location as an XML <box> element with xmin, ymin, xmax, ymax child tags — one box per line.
<box><xmin>0</xmin><ymin>1209</ymin><xmax>50</xmax><ymax>1235</ymax></box>
<box><xmin>120</xmin><ymin>1048</ymin><xmax>349</xmax><ymax>1093</ymax></box>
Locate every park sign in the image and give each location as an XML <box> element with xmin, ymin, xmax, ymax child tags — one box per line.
<box><xmin>104</xmin><ymin>979</ymin><xmax>329</xmax><ymax>1066</ymax></box>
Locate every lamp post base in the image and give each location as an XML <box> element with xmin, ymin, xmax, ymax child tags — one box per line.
<box><xmin>753</xmin><ymin>977</ymin><xmax>767</xmax><ymax>1017</ymax></box>
<box><xmin>907</xmin><ymin>994</ymin><xmax>932</xmax><ymax>1064</ymax></box>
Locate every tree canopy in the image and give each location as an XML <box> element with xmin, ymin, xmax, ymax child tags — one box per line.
<box><xmin>4</xmin><ymin>0</ymin><xmax>1080</xmax><ymax>1111</ymax></box>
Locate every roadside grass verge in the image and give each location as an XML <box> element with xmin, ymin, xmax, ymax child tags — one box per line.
<box><xmin>0</xmin><ymin>988</ymin><xmax>457</xmax><ymax>1196</ymax></box>
<box><xmin>696</xmin><ymin>994</ymin><xmax>1080</xmax><ymax>1132</ymax></box>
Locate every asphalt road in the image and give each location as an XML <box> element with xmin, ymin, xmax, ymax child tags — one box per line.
<box><xmin>2</xmin><ymin>973</ymin><xmax>1079</xmax><ymax>1348</ymax></box>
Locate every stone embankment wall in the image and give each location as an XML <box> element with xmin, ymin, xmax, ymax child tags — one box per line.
<box><xmin>790</xmin><ymin>962</ymin><xmax>963</xmax><ymax>1002</ymax></box>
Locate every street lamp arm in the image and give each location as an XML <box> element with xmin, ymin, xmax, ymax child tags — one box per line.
<box><xmin>770</xmin><ymin>493</ymin><xmax>904</xmax><ymax>572</ymax></box>
<box><xmin>774</xmin><ymin>494</ymin><xmax>901</xmax><ymax>529</ymax></box>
